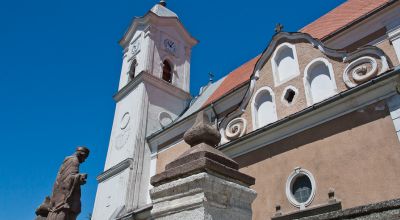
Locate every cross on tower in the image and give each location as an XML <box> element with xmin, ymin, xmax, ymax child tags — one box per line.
<box><xmin>159</xmin><ymin>0</ymin><xmax>167</xmax><ymax>7</ymax></box>
<box><xmin>208</xmin><ymin>72</ymin><xmax>214</xmax><ymax>82</ymax></box>
<box><xmin>275</xmin><ymin>23</ymin><xmax>284</xmax><ymax>33</ymax></box>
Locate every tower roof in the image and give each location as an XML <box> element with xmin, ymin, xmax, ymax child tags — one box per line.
<box><xmin>150</xmin><ymin>3</ymin><xmax>178</xmax><ymax>18</ymax></box>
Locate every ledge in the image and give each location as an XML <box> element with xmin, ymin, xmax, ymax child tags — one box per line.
<box><xmin>219</xmin><ymin>67</ymin><xmax>400</xmax><ymax>158</ymax></box>
<box><xmin>116</xmin><ymin>203</ymin><xmax>153</xmax><ymax>220</ymax></box>
<box><xmin>96</xmin><ymin>158</ymin><xmax>133</xmax><ymax>183</ymax></box>
<box><xmin>300</xmin><ymin>198</ymin><xmax>400</xmax><ymax>220</ymax></box>
<box><xmin>113</xmin><ymin>71</ymin><xmax>191</xmax><ymax>102</ymax></box>
<box><xmin>272</xmin><ymin>201</ymin><xmax>342</xmax><ymax>220</ymax></box>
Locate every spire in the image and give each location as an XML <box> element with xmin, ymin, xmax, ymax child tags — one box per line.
<box><xmin>275</xmin><ymin>23</ymin><xmax>284</xmax><ymax>33</ymax></box>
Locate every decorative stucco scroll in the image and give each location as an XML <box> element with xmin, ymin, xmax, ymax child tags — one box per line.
<box><xmin>343</xmin><ymin>56</ymin><xmax>380</xmax><ymax>88</ymax></box>
<box><xmin>224</xmin><ymin>117</ymin><xmax>247</xmax><ymax>141</ymax></box>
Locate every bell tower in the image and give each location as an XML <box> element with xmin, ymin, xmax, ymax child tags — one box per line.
<box><xmin>92</xmin><ymin>1</ymin><xmax>198</xmax><ymax>219</ymax></box>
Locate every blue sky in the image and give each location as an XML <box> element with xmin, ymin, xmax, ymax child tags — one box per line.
<box><xmin>0</xmin><ymin>0</ymin><xmax>346</xmax><ymax>219</ymax></box>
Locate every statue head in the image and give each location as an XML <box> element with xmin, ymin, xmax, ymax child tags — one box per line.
<box><xmin>75</xmin><ymin>146</ymin><xmax>90</xmax><ymax>163</ymax></box>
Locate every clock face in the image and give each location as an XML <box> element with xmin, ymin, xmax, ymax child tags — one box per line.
<box><xmin>131</xmin><ymin>39</ymin><xmax>140</xmax><ymax>55</ymax></box>
<box><xmin>120</xmin><ymin>112</ymin><xmax>130</xmax><ymax>130</ymax></box>
<box><xmin>163</xmin><ymin>38</ymin><xmax>176</xmax><ymax>55</ymax></box>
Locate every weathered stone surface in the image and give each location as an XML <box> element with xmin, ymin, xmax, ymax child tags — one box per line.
<box><xmin>150</xmin><ymin>111</ymin><xmax>257</xmax><ymax>220</ymax></box>
<box><xmin>298</xmin><ymin>198</ymin><xmax>400</xmax><ymax>220</ymax></box>
<box><xmin>151</xmin><ymin>150</ymin><xmax>255</xmax><ymax>186</ymax></box>
<box><xmin>150</xmin><ymin>172</ymin><xmax>257</xmax><ymax>220</ymax></box>
<box><xmin>183</xmin><ymin>111</ymin><xmax>221</xmax><ymax>147</ymax></box>
<box><xmin>166</xmin><ymin>143</ymin><xmax>238</xmax><ymax>170</ymax></box>
<box><xmin>272</xmin><ymin>202</ymin><xmax>342</xmax><ymax>220</ymax></box>
<box><xmin>151</xmin><ymin>111</ymin><xmax>255</xmax><ymax>187</ymax></box>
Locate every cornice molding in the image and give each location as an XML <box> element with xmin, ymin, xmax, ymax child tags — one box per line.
<box><xmin>143</xmin><ymin>71</ymin><xmax>191</xmax><ymax>100</ymax></box>
<box><xmin>97</xmin><ymin>158</ymin><xmax>133</xmax><ymax>183</ymax></box>
<box><xmin>113</xmin><ymin>72</ymin><xmax>145</xmax><ymax>102</ymax></box>
<box><xmin>219</xmin><ymin>68</ymin><xmax>400</xmax><ymax>159</ymax></box>
<box><xmin>113</xmin><ymin>71</ymin><xmax>191</xmax><ymax>102</ymax></box>
<box><xmin>119</xmin><ymin>12</ymin><xmax>198</xmax><ymax>48</ymax></box>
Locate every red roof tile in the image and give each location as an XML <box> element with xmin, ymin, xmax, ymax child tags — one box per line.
<box><xmin>301</xmin><ymin>0</ymin><xmax>390</xmax><ymax>39</ymax></box>
<box><xmin>203</xmin><ymin>0</ymin><xmax>391</xmax><ymax>107</ymax></box>
<box><xmin>203</xmin><ymin>55</ymin><xmax>260</xmax><ymax>106</ymax></box>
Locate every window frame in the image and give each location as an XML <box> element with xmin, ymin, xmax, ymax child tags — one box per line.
<box><xmin>285</xmin><ymin>167</ymin><xmax>316</xmax><ymax>210</ymax></box>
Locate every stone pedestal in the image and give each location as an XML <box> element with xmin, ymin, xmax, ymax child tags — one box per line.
<box><xmin>150</xmin><ymin>111</ymin><xmax>257</xmax><ymax>220</ymax></box>
<box><xmin>151</xmin><ymin>172</ymin><xmax>256</xmax><ymax>220</ymax></box>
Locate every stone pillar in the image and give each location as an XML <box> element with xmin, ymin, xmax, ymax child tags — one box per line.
<box><xmin>150</xmin><ymin>111</ymin><xmax>257</xmax><ymax>220</ymax></box>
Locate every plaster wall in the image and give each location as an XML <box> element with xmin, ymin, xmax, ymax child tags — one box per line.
<box><xmin>376</xmin><ymin>38</ymin><xmax>400</xmax><ymax>66</ymax></box>
<box><xmin>118</xmin><ymin>23</ymin><xmax>193</xmax><ymax>93</ymax></box>
<box><xmin>119</xmin><ymin>27</ymin><xmax>146</xmax><ymax>90</ymax></box>
<box><xmin>236</xmin><ymin>102</ymin><xmax>400</xmax><ymax>220</ymax></box>
<box><xmin>92</xmin><ymin>168</ymin><xmax>130</xmax><ymax>220</ymax></box>
<box><xmin>242</xmin><ymin>41</ymin><xmax>387</xmax><ymax>132</ymax></box>
<box><xmin>145</xmin><ymin>82</ymin><xmax>187</xmax><ymax>135</ymax></box>
<box><xmin>104</xmin><ymin>83</ymin><xmax>148</xmax><ymax>170</ymax></box>
<box><xmin>151</xmin><ymin>25</ymin><xmax>192</xmax><ymax>92</ymax></box>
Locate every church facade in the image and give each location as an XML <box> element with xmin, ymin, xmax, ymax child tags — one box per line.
<box><xmin>92</xmin><ymin>0</ymin><xmax>400</xmax><ymax>219</ymax></box>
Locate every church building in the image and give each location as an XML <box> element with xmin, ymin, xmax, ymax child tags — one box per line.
<box><xmin>92</xmin><ymin>0</ymin><xmax>400</xmax><ymax>219</ymax></box>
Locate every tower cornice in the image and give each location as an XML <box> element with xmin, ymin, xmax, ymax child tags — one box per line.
<box><xmin>119</xmin><ymin>10</ymin><xmax>198</xmax><ymax>48</ymax></box>
<box><xmin>113</xmin><ymin>71</ymin><xmax>191</xmax><ymax>102</ymax></box>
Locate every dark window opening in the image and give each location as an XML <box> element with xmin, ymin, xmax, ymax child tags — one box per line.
<box><xmin>162</xmin><ymin>60</ymin><xmax>172</xmax><ymax>83</ymax></box>
<box><xmin>129</xmin><ymin>59</ymin><xmax>137</xmax><ymax>81</ymax></box>
<box><xmin>284</xmin><ymin>89</ymin><xmax>296</xmax><ymax>103</ymax></box>
<box><xmin>292</xmin><ymin>175</ymin><xmax>312</xmax><ymax>203</ymax></box>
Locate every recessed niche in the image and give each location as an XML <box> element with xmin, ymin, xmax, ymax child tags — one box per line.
<box><xmin>272</xmin><ymin>43</ymin><xmax>300</xmax><ymax>86</ymax></box>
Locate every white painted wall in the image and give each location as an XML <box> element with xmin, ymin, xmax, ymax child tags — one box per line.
<box><xmin>146</xmin><ymin>83</ymin><xmax>187</xmax><ymax>135</ymax></box>
<box><xmin>94</xmin><ymin>4</ymin><xmax>196</xmax><ymax>219</ymax></box>
<box><xmin>119</xmin><ymin>27</ymin><xmax>146</xmax><ymax>90</ymax></box>
<box><xmin>150</xmin><ymin>25</ymin><xmax>192</xmax><ymax>92</ymax></box>
<box><xmin>387</xmin><ymin>23</ymin><xmax>400</xmax><ymax>63</ymax></box>
<box><xmin>92</xmin><ymin>169</ymin><xmax>130</xmax><ymax>220</ymax></box>
<box><xmin>104</xmin><ymin>83</ymin><xmax>147</xmax><ymax>170</ymax></box>
<box><xmin>387</xmin><ymin>94</ymin><xmax>400</xmax><ymax>142</ymax></box>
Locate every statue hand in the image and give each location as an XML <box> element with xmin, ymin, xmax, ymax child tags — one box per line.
<box><xmin>79</xmin><ymin>173</ymin><xmax>88</xmax><ymax>185</ymax></box>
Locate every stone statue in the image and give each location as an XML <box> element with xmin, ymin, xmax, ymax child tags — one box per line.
<box><xmin>37</xmin><ymin>146</ymin><xmax>90</xmax><ymax>220</ymax></box>
<box><xmin>35</xmin><ymin>197</ymin><xmax>51</xmax><ymax>220</ymax></box>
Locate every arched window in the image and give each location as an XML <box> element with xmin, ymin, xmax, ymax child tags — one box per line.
<box><xmin>252</xmin><ymin>87</ymin><xmax>278</xmax><ymax>130</ymax></box>
<box><xmin>304</xmin><ymin>58</ymin><xmax>337</xmax><ymax>105</ymax></box>
<box><xmin>272</xmin><ymin>43</ymin><xmax>300</xmax><ymax>86</ymax></box>
<box><xmin>128</xmin><ymin>59</ymin><xmax>137</xmax><ymax>82</ymax></box>
<box><xmin>162</xmin><ymin>60</ymin><xmax>172</xmax><ymax>83</ymax></box>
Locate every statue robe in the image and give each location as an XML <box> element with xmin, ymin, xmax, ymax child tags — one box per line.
<box><xmin>47</xmin><ymin>155</ymin><xmax>83</xmax><ymax>220</ymax></box>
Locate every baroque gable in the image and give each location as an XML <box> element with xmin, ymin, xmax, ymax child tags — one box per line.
<box><xmin>220</xmin><ymin>32</ymin><xmax>393</xmax><ymax>143</ymax></box>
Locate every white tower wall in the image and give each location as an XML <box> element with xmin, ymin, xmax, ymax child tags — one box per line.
<box><xmin>92</xmin><ymin>2</ymin><xmax>197</xmax><ymax>219</ymax></box>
